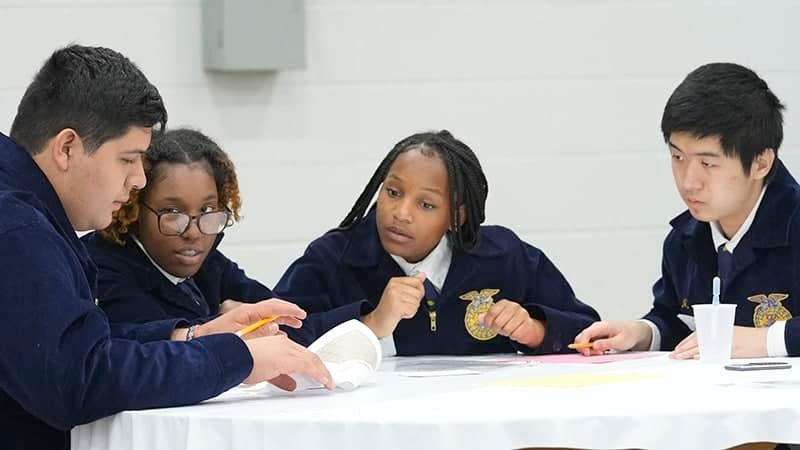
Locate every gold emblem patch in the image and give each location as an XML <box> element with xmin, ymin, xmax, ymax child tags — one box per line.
<box><xmin>680</xmin><ymin>298</ymin><xmax>690</xmax><ymax>311</ymax></box>
<box><xmin>459</xmin><ymin>289</ymin><xmax>500</xmax><ymax>341</ymax></box>
<box><xmin>747</xmin><ymin>293</ymin><xmax>792</xmax><ymax>327</ymax></box>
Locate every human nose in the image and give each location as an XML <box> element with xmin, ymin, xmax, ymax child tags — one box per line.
<box><xmin>393</xmin><ymin>197</ymin><xmax>413</xmax><ymax>223</ymax></box>
<box><xmin>680</xmin><ymin>161</ymin><xmax>704</xmax><ymax>192</ymax></box>
<box><xmin>181</xmin><ymin>215</ymin><xmax>203</xmax><ymax>240</ymax></box>
<box><xmin>129</xmin><ymin>159</ymin><xmax>146</xmax><ymax>191</ymax></box>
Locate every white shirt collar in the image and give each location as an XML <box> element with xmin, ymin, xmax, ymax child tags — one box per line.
<box><xmin>711</xmin><ymin>185</ymin><xmax>767</xmax><ymax>253</ymax></box>
<box><xmin>131</xmin><ymin>235</ymin><xmax>186</xmax><ymax>285</ymax></box>
<box><xmin>390</xmin><ymin>235</ymin><xmax>452</xmax><ymax>292</ymax></box>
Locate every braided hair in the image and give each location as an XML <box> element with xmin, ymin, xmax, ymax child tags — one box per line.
<box><xmin>339</xmin><ymin>130</ymin><xmax>488</xmax><ymax>252</ymax></box>
<box><xmin>100</xmin><ymin>128</ymin><xmax>242</xmax><ymax>245</ymax></box>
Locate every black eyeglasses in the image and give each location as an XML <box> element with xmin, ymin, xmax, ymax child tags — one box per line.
<box><xmin>141</xmin><ymin>202</ymin><xmax>233</xmax><ymax>236</ymax></box>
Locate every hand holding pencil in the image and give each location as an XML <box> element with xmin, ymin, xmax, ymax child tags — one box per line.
<box><xmin>194</xmin><ymin>298</ymin><xmax>307</xmax><ymax>340</ymax></box>
<box><xmin>236</xmin><ymin>315</ymin><xmax>279</xmax><ymax>337</ymax></box>
<box><xmin>567</xmin><ymin>341</ymin><xmax>595</xmax><ymax>350</ymax></box>
<box><xmin>572</xmin><ymin>320</ymin><xmax>654</xmax><ymax>356</ymax></box>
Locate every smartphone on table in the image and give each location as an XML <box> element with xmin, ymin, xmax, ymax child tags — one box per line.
<box><xmin>724</xmin><ymin>362</ymin><xmax>792</xmax><ymax>371</ymax></box>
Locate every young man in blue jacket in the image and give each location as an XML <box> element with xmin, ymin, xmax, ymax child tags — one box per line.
<box><xmin>575</xmin><ymin>63</ymin><xmax>800</xmax><ymax>359</ymax></box>
<box><xmin>0</xmin><ymin>45</ymin><xmax>331</xmax><ymax>450</ymax></box>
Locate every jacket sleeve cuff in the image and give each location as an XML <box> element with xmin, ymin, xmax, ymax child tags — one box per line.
<box><xmin>638</xmin><ymin>319</ymin><xmax>662</xmax><ymax>351</ymax></box>
<box><xmin>780</xmin><ymin>317</ymin><xmax>800</xmax><ymax>356</ymax></box>
<box><xmin>512</xmin><ymin>303</ymin><xmax>595</xmax><ymax>355</ymax></box>
<box><xmin>110</xmin><ymin>318</ymin><xmax>189</xmax><ymax>342</ymax></box>
<box><xmin>195</xmin><ymin>333</ymin><xmax>254</xmax><ymax>393</ymax></box>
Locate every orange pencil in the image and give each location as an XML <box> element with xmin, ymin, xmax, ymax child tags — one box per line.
<box><xmin>567</xmin><ymin>341</ymin><xmax>595</xmax><ymax>350</ymax></box>
<box><xmin>235</xmin><ymin>315</ymin><xmax>279</xmax><ymax>337</ymax></box>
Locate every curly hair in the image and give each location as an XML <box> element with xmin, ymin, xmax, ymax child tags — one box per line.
<box><xmin>100</xmin><ymin>128</ymin><xmax>242</xmax><ymax>245</ymax></box>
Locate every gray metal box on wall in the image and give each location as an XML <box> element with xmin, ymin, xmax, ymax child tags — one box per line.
<box><xmin>203</xmin><ymin>0</ymin><xmax>305</xmax><ymax>71</ymax></box>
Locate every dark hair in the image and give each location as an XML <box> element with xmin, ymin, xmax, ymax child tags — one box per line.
<box><xmin>100</xmin><ymin>128</ymin><xmax>242</xmax><ymax>245</ymax></box>
<box><xmin>339</xmin><ymin>130</ymin><xmax>488</xmax><ymax>252</ymax></box>
<box><xmin>661</xmin><ymin>62</ymin><xmax>784</xmax><ymax>181</ymax></box>
<box><xmin>10</xmin><ymin>44</ymin><xmax>167</xmax><ymax>155</ymax></box>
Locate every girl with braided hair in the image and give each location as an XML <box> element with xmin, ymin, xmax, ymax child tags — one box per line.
<box><xmin>82</xmin><ymin>128</ymin><xmax>280</xmax><ymax>323</ymax></box>
<box><xmin>276</xmin><ymin>130</ymin><xmax>599</xmax><ymax>355</ymax></box>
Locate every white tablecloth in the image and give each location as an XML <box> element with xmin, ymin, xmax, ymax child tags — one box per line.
<box><xmin>72</xmin><ymin>353</ymin><xmax>800</xmax><ymax>450</ymax></box>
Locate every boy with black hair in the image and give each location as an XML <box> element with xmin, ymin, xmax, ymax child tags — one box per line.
<box><xmin>575</xmin><ymin>62</ymin><xmax>800</xmax><ymax>359</ymax></box>
<box><xmin>0</xmin><ymin>45</ymin><xmax>331</xmax><ymax>450</ymax></box>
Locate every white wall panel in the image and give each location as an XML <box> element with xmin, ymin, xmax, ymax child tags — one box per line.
<box><xmin>2</xmin><ymin>0</ymin><xmax>799</xmax><ymax>323</ymax></box>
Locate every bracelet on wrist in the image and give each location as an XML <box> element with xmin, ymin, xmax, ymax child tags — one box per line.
<box><xmin>186</xmin><ymin>324</ymin><xmax>199</xmax><ymax>341</ymax></box>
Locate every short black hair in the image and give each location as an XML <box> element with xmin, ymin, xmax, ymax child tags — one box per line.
<box><xmin>339</xmin><ymin>130</ymin><xmax>488</xmax><ymax>253</ymax></box>
<box><xmin>661</xmin><ymin>62</ymin><xmax>784</xmax><ymax>181</ymax></box>
<box><xmin>10</xmin><ymin>44</ymin><xmax>167</xmax><ymax>155</ymax></box>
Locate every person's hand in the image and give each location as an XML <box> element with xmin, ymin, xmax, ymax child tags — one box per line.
<box><xmin>670</xmin><ymin>332</ymin><xmax>698</xmax><ymax>360</ymax></box>
<box><xmin>243</xmin><ymin>334</ymin><xmax>334</xmax><ymax>391</ymax></box>
<box><xmin>198</xmin><ymin>299</ymin><xmax>306</xmax><ymax>340</ymax></box>
<box><xmin>477</xmin><ymin>300</ymin><xmax>545</xmax><ymax>347</ymax></box>
<box><xmin>670</xmin><ymin>326</ymin><xmax>769</xmax><ymax>360</ymax></box>
<box><xmin>361</xmin><ymin>273</ymin><xmax>425</xmax><ymax>338</ymax></box>
<box><xmin>573</xmin><ymin>320</ymin><xmax>653</xmax><ymax>356</ymax></box>
<box><xmin>219</xmin><ymin>299</ymin><xmax>244</xmax><ymax>314</ymax></box>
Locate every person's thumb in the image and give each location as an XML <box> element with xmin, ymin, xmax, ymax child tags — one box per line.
<box><xmin>268</xmin><ymin>374</ymin><xmax>297</xmax><ymax>392</ymax></box>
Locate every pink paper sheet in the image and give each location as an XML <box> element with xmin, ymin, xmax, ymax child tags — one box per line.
<box><xmin>498</xmin><ymin>352</ymin><xmax>661</xmax><ymax>364</ymax></box>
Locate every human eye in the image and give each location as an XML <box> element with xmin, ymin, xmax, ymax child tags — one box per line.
<box><xmin>420</xmin><ymin>201</ymin><xmax>436</xmax><ymax>210</ymax></box>
<box><xmin>701</xmin><ymin>161</ymin><xmax>717</xmax><ymax>168</ymax></box>
<box><xmin>386</xmin><ymin>187</ymin><xmax>400</xmax><ymax>198</ymax></box>
<box><xmin>121</xmin><ymin>152</ymin><xmax>143</xmax><ymax>165</ymax></box>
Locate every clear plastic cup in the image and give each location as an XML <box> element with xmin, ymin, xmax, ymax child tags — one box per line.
<box><xmin>692</xmin><ymin>304</ymin><xmax>737</xmax><ymax>363</ymax></box>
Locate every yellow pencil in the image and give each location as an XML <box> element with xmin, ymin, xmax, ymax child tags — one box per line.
<box><xmin>567</xmin><ymin>342</ymin><xmax>595</xmax><ymax>350</ymax></box>
<box><xmin>235</xmin><ymin>315</ymin><xmax>279</xmax><ymax>337</ymax></box>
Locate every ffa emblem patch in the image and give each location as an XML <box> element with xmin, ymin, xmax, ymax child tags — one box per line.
<box><xmin>680</xmin><ymin>298</ymin><xmax>690</xmax><ymax>311</ymax></box>
<box><xmin>459</xmin><ymin>289</ymin><xmax>500</xmax><ymax>341</ymax></box>
<box><xmin>747</xmin><ymin>293</ymin><xmax>792</xmax><ymax>327</ymax></box>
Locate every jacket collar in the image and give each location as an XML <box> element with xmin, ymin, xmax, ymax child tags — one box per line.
<box><xmin>339</xmin><ymin>209</ymin><xmax>504</xmax><ymax>293</ymax></box>
<box><xmin>120</xmin><ymin>232</ymin><xmax>226</xmax><ymax>290</ymax></box>
<box><xmin>0</xmin><ymin>133</ymin><xmax>96</xmax><ymax>284</ymax></box>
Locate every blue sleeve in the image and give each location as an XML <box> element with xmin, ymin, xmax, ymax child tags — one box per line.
<box><xmin>217</xmin><ymin>252</ymin><xmax>274</xmax><ymax>303</ymax></box>
<box><xmin>290</xmin><ymin>302</ymin><xmax>372</xmax><ymax>346</ymax></box>
<box><xmin>783</xmin><ymin>229</ymin><xmax>800</xmax><ymax>356</ymax></box>
<box><xmin>109</xmin><ymin>319</ymin><xmax>187</xmax><ymax>342</ymax></box>
<box><xmin>0</xmin><ymin>226</ymin><xmax>253</xmax><ymax>430</ymax></box>
<box><xmin>785</xmin><ymin>317</ymin><xmax>800</xmax><ymax>356</ymax></box>
<box><xmin>274</xmin><ymin>239</ymin><xmax>373</xmax><ymax>346</ymax></box>
<box><xmin>512</xmin><ymin>243</ymin><xmax>601</xmax><ymax>355</ymax></box>
<box><xmin>642</xmin><ymin>239</ymin><xmax>692</xmax><ymax>350</ymax></box>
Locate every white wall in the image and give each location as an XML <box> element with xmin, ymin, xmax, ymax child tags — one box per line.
<box><xmin>2</xmin><ymin>0</ymin><xmax>800</xmax><ymax>320</ymax></box>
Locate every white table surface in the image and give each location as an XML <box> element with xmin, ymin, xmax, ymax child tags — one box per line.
<box><xmin>72</xmin><ymin>353</ymin><xmax>800</xmax><ymax>450</ymax></box>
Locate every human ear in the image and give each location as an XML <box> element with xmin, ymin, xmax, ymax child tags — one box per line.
<box><xmin>49</xmin><ymin>129</ymin><xmax>82</xmax><ymax>171</ymax></box>
<box><xmin>752</xmin><ymin>148</ymin><xmax>776</xmax><ymax>181</ymax></box>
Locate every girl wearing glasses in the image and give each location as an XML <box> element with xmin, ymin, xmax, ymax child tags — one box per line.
<box><xmin>82</xmin><ymin>128</ymin><xmax>274</xmax><ymax>323</ymax></box>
